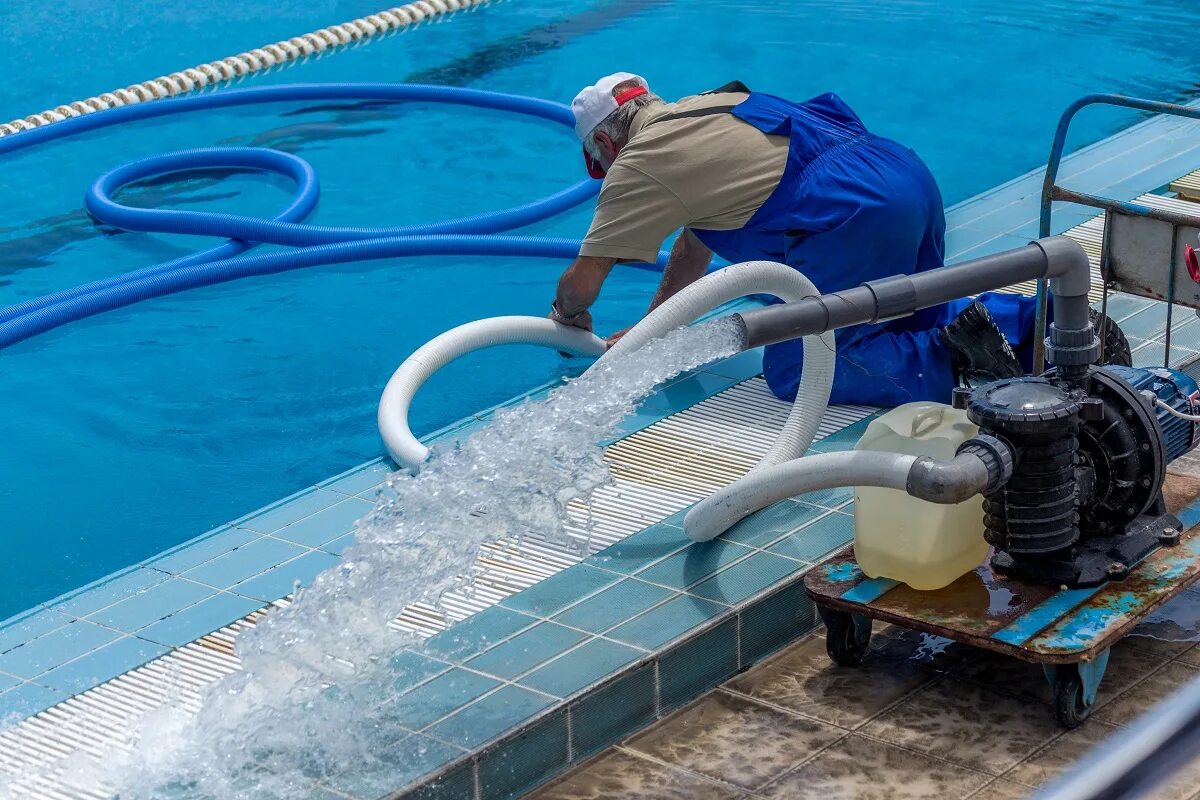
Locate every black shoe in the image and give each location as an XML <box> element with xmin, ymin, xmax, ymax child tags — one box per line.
<box><xmin>941</xmin><ymin>301</ymin><xmax>1023</xmax><ymax>382</ymax></box>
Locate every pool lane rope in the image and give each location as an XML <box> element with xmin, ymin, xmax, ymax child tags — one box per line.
<box><xmin>0</xmin><ymin>1</ymin><xmax>495</xmax><ymax>137</ymax></box>
<box><xmin>0</xmin><ymin>83</ymin><xmax>676</xmax><ymax>350</ymax></box>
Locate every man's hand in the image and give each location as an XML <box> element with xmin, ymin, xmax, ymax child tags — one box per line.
<box><xmin>606</xmin><ymin>326</ymin><xmax>632</xmax><ymax>348</ymax></box>
<box><xmin>551</xmin><ymin>255</ymin><xmax>617</xmax><ymax>332</ymax></box>
<box><xmin>549</xmin><ymin>305</ymin><xmax>594</xmax><ymax>333</ymax></box>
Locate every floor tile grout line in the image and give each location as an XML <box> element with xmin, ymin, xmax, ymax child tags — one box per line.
<box><xmin>851</xmin><ymin>725</ymin><xmax>1020</xmax><ymax>782</ymax></box>
<box><xmin>1088</xmin><ymin>655</ymin><xmax>1193</xmax><ymax>725</ymax></box>
<box><xmin>632</xmin><ymin>685</ymin><xmax>865</xmax><ymax>796</ymax></box>
<box><xmin>611</xmin><ymin>743</ymin><xmax>769</xmax><ymax>799</ymax></box>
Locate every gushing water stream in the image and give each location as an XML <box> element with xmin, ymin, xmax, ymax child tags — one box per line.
<box><xmin>0</xmin><ymin>318</ymin><xmax>745</xmax><ymax>799</ymax></box>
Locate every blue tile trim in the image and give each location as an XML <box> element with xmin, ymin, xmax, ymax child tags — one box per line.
<box><xmin>992</xmin><ymin>587</ymin><xmax>1101</xmax><ymax>646</ymax></box>
<box><xmin>464</xmin><ymin>623</ymin><xmax>588</xmax><ymax>681</ymax></box>
<box><xmin>323</xmin><ymin>733</ymin><xmax>466</xmax><ymax>800</ymax></box>
<box><xmin>768</xmin><ymin>513</ymin><xmax>856</xmax><ymax>564</ymax></box>
<box><xmin>583</xmin><ymin>519</ymin><xmax>691</xmax><ymax>576</ymax></box>
<box><xmin>658</xmin><ymin>617</ymin><xmax>739</xmax><ymax>712</ymax></box>
<box><xmin>183</xmin><ymin>537</ymin><xmax>309</xmax><ymax>589</ymax></box>
<box><xmin>424</xmin><ymin>605</ymin><xmax>541</xmax><ymax>664</ymax></box>
<box><xmin>87</xmin><ymin>578</ymin><xmax>214</xmax><ymax>632</ymax></box>
<box><xmin>0</xmin><ymin>682</ymin><xmax>68</xmax><ymax>720</ymax></box>
<box><xmin>739</xmin><ymin>579</ymin><xmax>817</xmax><ymax>665</ymax></box>
<box><xmin>36</xmin><ymin>636</ymin><xmax>170</xmax><ymax>695</ymax></box>
<box><xmin>318</xmin><ymin>459</ymin><xmax>393</xmax><ymax>498</ymax></box>
<box><xmin>49</xmin><ymin>568</ymin><xmax>171</xmax><ymax>618</ymax></box>
<box><xmin>606</xmin><ymin>595</ymin><xmax>728</xmax><ymax>650</ymax></box>
<box><xmin>720</xmin><ymin>500</ymin><xmax>829</xmax><ymax>549</ymax></box>
<box><xmin>137</xmin><ymin>593</ymin><xmax>266</xmax><ymax>647</ymax></box>
<box><xmin>230</xmin><ymin>550</ymin><xmax>342</xmax><ymax>602</ymax></box>
<box><xmin>0</xmin><ymin>620</ymin><xmax>121</xmax><ymax>680</ymax></box>
<box><xmin>551</xmin><ymin>579</ymin><xmax>675</xmax><ymax>634</ymax></box>
<box><xmin>477</xmin><ymin>711</ymin><xmax>570</xmax><ymax>800</ymax></box>
<box><xmin>0</xmin><ymin>672</ymin><xmax>20</xmax><ymax>693</ymax></box>
<box><xmin>688</xmin><ymin>551</ymin><xmax>802</xmax><ymax>606</ymax></box>
<box><xmin>393</xmin><ymin>759</ymin><xmax>476</xmax><ymax>800</ymax></box>
<box><xmin>0</xmin><ymin>607</ymin><xmax>73</xmax><ymax>655</ymax></box>
<box><xmin>519</xmin><ymin>638</ymin><xmax>643</xmax><ymax>698</ymax></box>
<box><xmin>425</xmin><ymin>684</ymin><xmax>557</xmax><ymax>749</ymax></box>
<box><xmin>253</xmin><ymin>497</ymin><xmax>373</xmax><ymax>547</ymax></box>
<box><xmin>145</xmin><ymin>527</ymin><xmax>259</xmax><ymax>575</ymax></box>
<box><xmin>634</xmin><ymin>539</ymin><xmax>753</xmax><ymax>591</ymax></box>
<box><xmin>225</xmin><ymin>486</ymin><xmax>345</xmax><ymax>531</ymax></box>
<box><xmin>392</xmin><ymin>668</ymin><xmax>501</xmax><ymax>732</ymax></box>
<box><xmin>568</xmin><ymin>662</ymin><xmax>657</xmax><ymax>759</ymax></box>
<box><xmin>499</xmin><ymin>564</ymin><xmax>621</xmax><ymax>618</ymax></box>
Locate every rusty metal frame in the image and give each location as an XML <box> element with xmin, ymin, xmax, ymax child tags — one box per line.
<box><xmin>1037</xmin><ymin>94</ymin><xmax>1200</xmax><ymax>373</ymax></box>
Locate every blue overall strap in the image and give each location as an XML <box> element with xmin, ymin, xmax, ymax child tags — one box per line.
<box><xmin>688</xmin><ymin>91</ymin><xmax>871</xmax><ymax>267</ymax></box>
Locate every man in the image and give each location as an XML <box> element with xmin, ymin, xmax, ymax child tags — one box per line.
<box><xmin>548</xmin><ymin>73</ymin><xmax>1050</xmax><ymax>408</ymax></box>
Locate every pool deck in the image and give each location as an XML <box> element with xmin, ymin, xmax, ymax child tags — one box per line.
<box><xmin>5</xmin><ymin>102</ymin><xmax>1200</xmax><ymax>798</ymax></box>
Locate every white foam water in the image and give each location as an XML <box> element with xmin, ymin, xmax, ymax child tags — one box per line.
<box><xmin>0</xmin><ymin>317</ymin><xmax>745</xmax><ymax>800</ymax></box>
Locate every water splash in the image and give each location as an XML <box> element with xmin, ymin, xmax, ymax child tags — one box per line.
<box><xmin>0</xmin><ymin>317</ymin><xmax>744</xmax><ymax>799</ymax></box>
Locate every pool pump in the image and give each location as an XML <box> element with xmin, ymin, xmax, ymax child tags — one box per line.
<box><xmin>722</xmin><ymin>235</ymin><xmax>1200</xmax><ymax>587</ymax></box>
<box><xmin>953</xmin><ymin>364</ymin><xmax>1199</xmax><ymax>586</ymax></box>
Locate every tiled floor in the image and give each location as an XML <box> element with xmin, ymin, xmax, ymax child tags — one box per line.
<box><xmin>530</xmin><ymin>623</ymin><xmax>1200</xmax><ymax>800</ymax></box>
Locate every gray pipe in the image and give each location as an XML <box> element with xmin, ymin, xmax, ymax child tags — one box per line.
<box><xmin>683</xmin><ymin>449</ymin><xmax>995</xmax><ymax>542</ymax></box>
<box><xmin>735</xmin><ymin>236</ymin><xmax>1095</xmax><ymax>368</ymax></box>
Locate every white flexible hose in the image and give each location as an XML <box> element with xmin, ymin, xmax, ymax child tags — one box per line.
<box><xmin>0</xmin><ymin>0</ymin><xmax>493</xmax><ymax>137</ymax></box>
<box><xmin>685</xmin><ymin>451</ymin><xmax>919</xmax><ymax>542</ymax></box>
<box><xmin>378</xmin><ymin>317</ymin><xmax>605</xmax><ymax>470</ymax></box>
<box><xmin>600</xmin><ymin>260</ymin><xmax>835</xmax><ymax>469</ymax></box>
<box><xmin>377</xmin><ymin>261</ymin><xmax>834</xmax><ymax>476</ymax></box>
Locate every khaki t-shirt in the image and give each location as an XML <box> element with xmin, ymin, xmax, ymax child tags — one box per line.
<box><xmin>578</xmin><ymin>92</ymin><xmax>789</xmax><ymax>262</ymax></box>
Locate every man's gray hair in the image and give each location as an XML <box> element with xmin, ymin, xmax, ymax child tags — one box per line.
<box><xmin>582</xmin><ymin>87</ymin><xmax>661</xmax><ymax>160</ymax></box>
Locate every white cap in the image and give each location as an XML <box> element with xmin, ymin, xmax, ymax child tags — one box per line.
<box><xmin>571</xmin><ymin>72</ymin><xmax>648</xmax><ymax>142</ymax></box>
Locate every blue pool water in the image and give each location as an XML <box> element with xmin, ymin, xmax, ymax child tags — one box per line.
<box><xmin>3</xmin><ymin>0</ymin><xmax>1200</xmax><ymax>619</ymax></box>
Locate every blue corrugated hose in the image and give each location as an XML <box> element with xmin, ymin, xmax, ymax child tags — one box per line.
<box><xmin>0</xmin><ymin>83</ymin><xmax>673</xmax><ymax>350</ymax></box>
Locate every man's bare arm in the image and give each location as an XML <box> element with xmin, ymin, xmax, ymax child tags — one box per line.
<box><xmin>551</xmin><ymin>255</ymin><xmax>617</xmax><ymax>331</ymax></box>
<box><xmin>604</xmin><ymin>230</ymin><xmax>714</xmax><ymax>347</ymax></box>
<box><xmin>646</xmin><ymin>229</ymin><xmax>713</xmax><ymax>313</ymax></box>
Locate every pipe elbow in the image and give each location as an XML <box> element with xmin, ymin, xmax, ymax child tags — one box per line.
<box><xmin>1034</xmin><ymin>236</ymin><xmax>1092</xmax><ymax>297</ymax></box>
<box><xmin>904</xmin><ymin>452</ymin><xmax>991</xmax><ymax>505</ymax></box>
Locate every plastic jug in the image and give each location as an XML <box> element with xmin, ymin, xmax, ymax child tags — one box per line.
<box><xmin>853</xmin><ymin>402</ymin><xmax>988</xmax><ymax>591</ymax></box>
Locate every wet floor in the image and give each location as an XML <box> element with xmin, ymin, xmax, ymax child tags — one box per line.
<box><xmin>528</xmin><ymin>622</ymin><xmax>1200</xmax><ymax>800</ymax></box>
<box><xmin>528</xmin><ymin>458</ymin><xmax>1200</xmax><ymax>800</ymax></box>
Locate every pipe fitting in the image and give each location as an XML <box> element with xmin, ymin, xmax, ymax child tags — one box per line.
<box><xmin>905</xmin><ymin>451</ymin><xmax>992</xmax><ymax>505</ymax></box>
<box><xmin>956</xmin><ymin>434</ymin><xmax>1014</xmax><ymax>493</ymax></box>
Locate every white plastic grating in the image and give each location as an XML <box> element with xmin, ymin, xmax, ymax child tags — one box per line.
<box><xmin>0</xmin><ymin>376</ymin><xmax>873</xmax><ymax>795</ymax></box>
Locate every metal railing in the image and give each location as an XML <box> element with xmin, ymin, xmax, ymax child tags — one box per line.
<box><xmin>1036</xmin><ymin>94</ymin><xmax>1200</xmax><ymax>373</ymax></box>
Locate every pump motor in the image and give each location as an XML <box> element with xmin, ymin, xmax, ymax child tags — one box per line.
<box><xmin>955</xmin><ymin>364</ymin><xmax>1199</xmax><ymax>586</ymax></box>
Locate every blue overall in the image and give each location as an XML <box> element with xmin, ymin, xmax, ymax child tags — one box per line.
<box><xmin>690</xmin><ymin>92</ymin><xmax>1041</xmax><ymax>407</ymax></box>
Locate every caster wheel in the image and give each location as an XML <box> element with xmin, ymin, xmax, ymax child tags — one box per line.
<box><xmin>1053</xmin><ymin>664</ymin><xmax>1093</xmax><ymax>728</ymax></box>
<box><xmin>819</xmin><ymin>607</ymin><xmax>872</xmax><ymax>667</ymax></box>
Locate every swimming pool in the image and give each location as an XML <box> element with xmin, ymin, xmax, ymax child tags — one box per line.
<box><xmin>3</xmin><ymin>0</ymin><xmax>1200</xmax><ymax>619</ymax></box>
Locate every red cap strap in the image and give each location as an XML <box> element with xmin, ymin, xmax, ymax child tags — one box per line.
<box><xmin>613</xmin><ymin>85</ymin><xmax>648</xmax><ymax>105</ymax></box>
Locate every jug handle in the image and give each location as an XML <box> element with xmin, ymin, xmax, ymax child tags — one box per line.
<box><xmin>910</xmin><ymin>407</ymin><xmax>944</xmax><ymax>438</ymax></box>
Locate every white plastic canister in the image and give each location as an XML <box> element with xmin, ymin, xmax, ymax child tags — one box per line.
<box><xmin>853</xmin><ymin>402</ymin><xmax>988</xmax><ymax>590</ymax></box>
